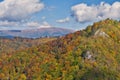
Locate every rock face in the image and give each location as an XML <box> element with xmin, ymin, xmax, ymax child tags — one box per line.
<box><xmin>81</xmin><ymin>50</ymin><xmax>92</xmax><ymax>60</ymax></box>
<box><xmin>94</xmin><ymin>29</ymin><xmax>109</xmax><ymax>38</ymax></box>
<box><xmin>81</xmin><ymin>50</ymin><xmax>96</xmax><ymax>63</ymax></box>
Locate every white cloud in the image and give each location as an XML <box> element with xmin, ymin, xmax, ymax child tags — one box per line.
<box><xmin>0</xmin><ymin>21</ymin><xmax>52</xmax><ymax>30</ymax></box>
<box><xmin>0</xmin><ymin>0</ymin><xmax>44</xmax><ymax>21</ymax></box>
<box><xmin>71</xmin><ymin>2</ymin><xmax>120</xmax><ymax>23</ymax></box>
<box><xmin>41</xmin><ymin>16</ymin><xmax>46</xmax><ymax>20</ymax></box>
<box><xmin>26</xmin><ymin>21</ymin><xmax>51</xmax><ymax>28</ymax></box>
<box><xmin>0</xmin><ymin>21</ymin><xmax>19</xmax><ymax>26</ymax></box>
<box><xmin>56</xmin><ymin>17</ymin><xmax>70</xmax><ymax>23</ymax></box>
<box><xmin>40</xmin><ymin>21</ymin><xmax>52</xmax><ymax>28</ymax></box>
<box><xmin>26</xmin><ymin>22</ymin><xmax>40</xmax><ymax>27</ymax></box>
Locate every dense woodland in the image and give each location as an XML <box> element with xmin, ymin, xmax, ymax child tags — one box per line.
<box><xmin>0</xmin><ymin>37</ymin><xmax>56</xmax><ymax>53</ymax></box>
<box><xmin>0</xmin><ymin>19</ymin><xmax>120</xmax><ymax>80</ymax></box>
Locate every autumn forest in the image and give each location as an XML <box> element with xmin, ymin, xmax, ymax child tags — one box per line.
<box><xmin>0</xmin><ymin>19</ymin><xmax>120</xmax><ymax>80</ymax></box>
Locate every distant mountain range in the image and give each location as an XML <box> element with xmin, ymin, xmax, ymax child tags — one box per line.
<box><xmin>0</xmin><ymin>27</ymin><xmax>74</xmax><ymax>38</ymax></box>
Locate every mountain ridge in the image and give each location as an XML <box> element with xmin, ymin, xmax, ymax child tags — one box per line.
<box><xmin>0</xmin><ymin>27</ymin><xmax>74</xmax><ymax>38</ymax></box>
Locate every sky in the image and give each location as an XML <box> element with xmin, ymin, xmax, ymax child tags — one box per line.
<box><xmin>0</xmin><ymin>0</ymin><xmax>120</xmax><ymax>30</ymax></box>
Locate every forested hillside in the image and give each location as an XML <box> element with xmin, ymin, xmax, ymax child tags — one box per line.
<box><xmin>0</xmin><ymin>19</ymin><xmax>120</xmax><ymax>80</ymax></box>
<box><xmin>0</xmin><ymin>37</ymin><xmax>56</xmax><ymax>53</ymax></box>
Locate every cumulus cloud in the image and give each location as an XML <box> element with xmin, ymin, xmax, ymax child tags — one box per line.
<box><xmin>71</xmin><ymin>2</ymin><xmax>120</xmax><ymax>23</ymax></box>
<box><xmin>56</xmin><ymin>17</ymin><xmax>70</xmax><ymax>23</ymax></box>
<box><xmin>0</xmin><ymin>0</ymin><xmax>44</xmax><ymax>21</ymax></box>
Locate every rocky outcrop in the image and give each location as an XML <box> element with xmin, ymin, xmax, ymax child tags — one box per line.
<box><xmin>94</xmin><ymin>29</ymin><xmax>109</xmax><ymax>38</ymax></box>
